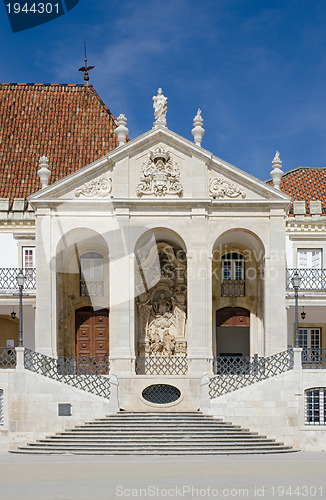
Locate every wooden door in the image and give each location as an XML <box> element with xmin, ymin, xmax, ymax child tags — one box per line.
<box><xmin>75</xmin><ymin>307</ymin><xmax>109</xmax><ymax>358</ymax></box>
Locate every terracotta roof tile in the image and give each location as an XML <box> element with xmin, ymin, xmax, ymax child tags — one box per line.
<box><xmin>0</xmin><ymin>83</ymin><xmax>119</xmax><ymax>205</ymax></box>
<box><xmin>267</xmin><ymin>167</ymin><xmax>326</xmax><ymax>214</ymax></box>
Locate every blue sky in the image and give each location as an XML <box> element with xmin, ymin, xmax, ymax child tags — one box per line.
<box><xmin>1</xmin><ymin>0</ymin><xmax>326</xmax><ymax>180</ymax></box>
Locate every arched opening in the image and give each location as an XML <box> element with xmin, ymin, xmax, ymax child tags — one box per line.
<box><xmin>56</xmin><ymin>229</ymin><xmax>110</xmax><ymax>357</ymax></box>
<box><xmin>212</xmin><ymin>229</ymin><xmax>265</xmax><ymax>356</ymax></box>
<box><xmin>134</xmin><ymin>229</ymin><xmax>187</xmax><ymax>368</ymax></box>
<box><xmin>216</xmin><ymin>307</ymin><xmax>250</xmax><ymax>357</ymax></box>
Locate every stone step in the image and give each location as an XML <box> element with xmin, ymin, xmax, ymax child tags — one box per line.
<box><xmin>13</xmin><ymin>446</ymin><xmax>293</xmax><ymax>455</ymax></box>
<box><xmin>38</xmin><ymin>439</ymin><xmax>277</xmax><ymax>446</ymax></box>
<box><xmin>12</xmin><ymin>410</ymin><xmax>296</xmax><ymax>456</ymax></box>
<box><xmin>52</xmin><ymin>430</ymin><xmax>266</xmax><ymax>439</ymax></box>
<box><xmin>12</xmin><ymin>449</ymin><xmax>295</xmax><ymax>455</ymax></box>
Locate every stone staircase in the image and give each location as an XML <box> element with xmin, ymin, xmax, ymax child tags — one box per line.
<box><xmin>11</xmin><ymin>411</ymin><xmax>296</xmax><ymax>455</ymax></box>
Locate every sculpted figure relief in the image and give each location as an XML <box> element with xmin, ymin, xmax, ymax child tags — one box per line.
<box><xmin>153</xmin><ymin>292</ymin><xmax>172</xmax><ymax>316</ymax></box>
<box><xmin>136</xmin><ymin>242</ymin><xmax>187</xmax><ymax>357</ymax></box>
<box><xmin>153</xmin><ymin>88</ymin><xmax>167</xmax><ymax>126</ymax></box>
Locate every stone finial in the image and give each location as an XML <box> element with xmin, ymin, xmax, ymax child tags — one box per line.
<box><xmin>38</xmin><ymin>156</ymin><xmax>51</xmax><ymax>189</ymax></box>
<box><xmin>191</xmin><ymin>108</ymin><xmax>205</xmax><ymax>146</ymax></box>
<box><xmin>270</xmin><ymin>150</ymin><xmax>284</xmax><ymax>190</ymax></box>
<box><xmin>114</xmin><ymin>114</ymin><xmax>129</xmax><ymax>147</ymax></box>
<box><xmin>153</xmin><ymin>88</ymin><xmax>167</xmax><ymax>127</ymax></box>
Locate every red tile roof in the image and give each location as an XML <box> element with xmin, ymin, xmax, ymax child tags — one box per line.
<box><xmin>0</xmin><ymin>83</ymin><xmax>118</xmax><ymax>205</ymax></box>
<box><xmin>267</xmin><ymin>167</ymin><xmax>326</xmax><ymax>214</ymax></box>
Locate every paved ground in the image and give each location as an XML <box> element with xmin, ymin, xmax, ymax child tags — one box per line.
<box><xmin>0</xmin><ymin>452</ymin><xmax>325</xmax><ymax>500</ymax></box>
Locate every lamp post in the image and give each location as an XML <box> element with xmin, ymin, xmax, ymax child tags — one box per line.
<box><xmin>16</xmin><ymin>270</ymin><xmax>26</xmax><ymax>347</ymax></box>
<box><xmin>291</xmin><ymin>271</ymin><xmax>301</xmax><ymax>348</ymax></box>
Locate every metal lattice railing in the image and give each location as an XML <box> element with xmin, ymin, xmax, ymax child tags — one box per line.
<box><xmin>0</xmin><ymin>268</ymin><xmax>36</xmax><ymax>292</ymax></box>
<box><xmin>0</xmin><ymin>389</ymin><xmax>3</xmax><ymax>425</ymax></box>
<box><xmin>135</xmin><ymin>356</ymin><xmax>188</xmax><ymax>375</ymax></box>
<box><xmin>286</xmin><ymin>268</ymin><xmax>326</xmax><ymax>290</ymax></box>
<box><xmin>57</xmin><ymin>355</ymin><xmax>110</xmax><ymax>375</ymax></box>
<box><xmin>24</xmin><ymin>349</ymin><xmax>110</xmax><ymax>399</ymax></box>
<box><xmin>0</xmin><ymin>347</ymin><xmax>16</xmax><ymax>368</ymax></box>
<box><xmin>221</xmin><ymin>280</ymin><xmax>245</xmax><ymax>297</ymax></box>
<box><xmin>209</xmin><ymin>349</ymin><xmax>294</xmax><ymax>399</ymax></box>
<box><xmin>302</xmin><ymin>348</ymin><xmax>326</xmax><ymax>369</ymax></box>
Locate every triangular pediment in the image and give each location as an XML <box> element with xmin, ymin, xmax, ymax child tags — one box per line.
<box><xmin>30</xmin><ymin>126</ymin><xmax>291</xmax><ymax>206</ymax></box>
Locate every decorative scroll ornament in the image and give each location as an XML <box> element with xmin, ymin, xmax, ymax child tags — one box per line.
<box><xmin>209</xmin><ymin>175</ymin><xmax>246</xmax><ymax>199</ymax></box>
<box><xmin>136</xmin><ymin>148</ymin><xmax>183</xmax><ymax>197</ymax></box>
<box><xmin>75</xmin><ymin>176</ymin><xmax>112</xmax><ymax>198</ymax></box>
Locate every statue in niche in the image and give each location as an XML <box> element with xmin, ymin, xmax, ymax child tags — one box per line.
<box><xmin>150</xmin><ymin>330</ymin><xmax>163</xmax><ymax>354</ymax></box>
<box><xmin>153</xmin><ymin>88</ymin><xmax>167</xmax><ymax>126</ymax></box>
<box><xmin>153</xmin><ymin>292</ymin><xmax>172</xmax><ymax>316</ymax></box>
<box><xmin>162</xmin><ymin>330</ymin><xmax>175</xmax><ymax>356</ymax></box>
<box><xmin>136</xmin><ymin>242</ymin><xmax>187</xmax><ymax>357</ymax></box>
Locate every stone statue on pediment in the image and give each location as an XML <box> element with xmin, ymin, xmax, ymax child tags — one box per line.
<box><xmin>153</xmin><ymin>88</ymin><xmax>167</xmax><ymax>127</ymax></box>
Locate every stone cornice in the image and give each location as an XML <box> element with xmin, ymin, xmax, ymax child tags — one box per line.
<box><xmin>286</xmin><ymin>220</ymin><xmax>326</xmax><ymax>232</ymax></box>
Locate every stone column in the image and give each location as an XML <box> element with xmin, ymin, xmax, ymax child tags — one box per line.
<box><xmin>108</xmin><ymin>216</ymin><xmax>133</xmax><ymax>375</ymax></box>
<box><xmin>35</xmin><ymin>208</ymin><xmax>55</xmax><ymax>356</ymax></box>
<box><xmin>187</xmin><ymin>211</ymin><xmax>211</xmax><ymax>374</ymax></box>
<box><xmin>264</xmin><ymin>208</ymin><xmax>287</xmax><ymax>355</ymax></box>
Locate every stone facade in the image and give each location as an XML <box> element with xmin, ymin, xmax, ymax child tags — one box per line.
<box><xmin>1</xmin><ymin>91</ymin><xmax>326</xmax><ymax>452</ymax></box>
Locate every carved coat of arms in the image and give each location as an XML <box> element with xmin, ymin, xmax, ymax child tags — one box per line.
<box><xmin>136</xmin><ymin>148</ymin><xmax>183</xmax><ymax>197</ymax></box>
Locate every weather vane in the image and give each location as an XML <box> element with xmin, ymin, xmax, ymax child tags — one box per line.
<box><xmin>78</xmin><ymin>42</ymin><xmax>95</xmax><ymax>84</ymax></box>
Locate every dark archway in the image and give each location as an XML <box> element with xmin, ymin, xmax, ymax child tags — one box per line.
<box><xmin>216</xmin><ymin>307</ymin><xmax>250</xmax><ymax>357</ymax></box>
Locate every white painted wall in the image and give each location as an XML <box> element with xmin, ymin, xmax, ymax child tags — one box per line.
<box><xmin>206</xmin><ymin>369</ymin><xmax>326</xmax><ymax>451</ymax></box>
<box><xmin>0</xmin><ymin>367</ymin><xmax>118</xmax><ymax>452</ymax></box>
<box><xmin>0</xmin><ymin>234</ymin><xmax>18</xmax><ymax>267</ymax></box>
<box><xmin>285</xmin><ymin>235</ymin><xmax>293</xmax><ymax>268</ymax></box>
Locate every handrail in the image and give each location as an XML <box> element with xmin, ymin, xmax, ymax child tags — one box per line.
<box><xmin>0</xmin><ymin>268</ymin><xmax>36</xmax><ymax>291</ymax></box>
<box><xmin>24</xmin><ymin>349</ymin><xmax>110</xmax><ymax>398</ymax></box>
<box><xmin>286</xmin><ymin>268</ymin><xmax>326</xmax><ymax>291</ymax></box>
<box><xmin>209</xmin><ymin>349</ymin><xmax>294</xmax><ymax>399</ymax></box>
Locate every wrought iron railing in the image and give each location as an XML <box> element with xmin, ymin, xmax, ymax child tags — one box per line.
<box><xmin>209</xmin><ymin>349</ymin><xmax>294</xmax><ymax>399</ymax></box>
<box><xmin>24</xmin><ymin>349</ymin><xmax>110</xmax><ymax>398</ymax></box>
<box><xmin>57</xmin><ymin>355</ymin><xmax>110</xmax><ymax>375</ymax></box>
<box><xmin>0</xmin><ymin>389</ymin><xmax>3</xmax><ymax>425</ymax></box>
<box><xmin>0</xmin><ymin>347</ymin><xmax>16</xmax><ymax>368</ymax></box>
<box><xmin>221</xmin><ymin>280</ymin><xmax>245</xmax><ymax>297</ymax></box>
<box><xmin>135</xmin><ymin>356</ymin><xmax>188</xmax><ymax>375</ymax></box>
<box><xmin>0</xmin><ymin>268</ymin><xmax>36</xmax><ymax>292</ymax></box>
<box><xmin>80</xmin><ymin>279</ymin><xmax>104</xmax><ymax>297</ymax></box>
<box><xmin>302</xmin><ymin>348</ymin><xmax>326</xmax><ymax>369</ymax></box>
<box><xmin>286</xmin><ymin>269</ymin><xmax>326</xmax><ymax>291</ymax></box>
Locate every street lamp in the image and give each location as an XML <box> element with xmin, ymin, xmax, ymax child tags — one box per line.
<box><xmin>291</xmin><ymin>271</ymin><xmax>301</xmax><ymax>348</ymax></box>
<box><xmin>16</xmin><ymin>270</ymin><xmax>26</xmax><ymax>347</ymax></box>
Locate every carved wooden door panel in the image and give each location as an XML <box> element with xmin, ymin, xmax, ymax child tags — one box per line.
<box><xmin>75</xmin><ymin>308</ymin><xmax>109</xmax><ymax>359</ymax></box>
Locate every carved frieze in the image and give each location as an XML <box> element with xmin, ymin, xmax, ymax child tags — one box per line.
<box><xmin>75</xmin><ymin>176</ymin><xmax>112</xmax><ymax>198</ymax></box>
<box><xmin>136</xmin><ymin>147</ymin><xmax>183</xmax><ymax>197</ymax></box>
<box><xmin>209</xmin><ymin>175</ymin><xmax>246</xmax><ymax>199</ymax></box>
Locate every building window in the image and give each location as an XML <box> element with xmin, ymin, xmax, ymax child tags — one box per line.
<box><xmin>299</xmin><ymin>328</ymin><xmax>321</xmax><ymax>349</ymax></box>
<box><xmin>23</xmin><ymin>247</ymin><xmax>34</xmax><ymax>268</ymax></box>
<box><xmin>80</xmin><ymin>252</ymin><xmax>104</xmax><ymax>297</ymax></box>
<box><xmin>22</xmin><ymin>247</ymin><xmax>35</xmax><ymax>280</ymax></box>
<box><xmin>221</xmin><ymin>253</ymin><xmax>245</xmax><ymax>296</ymax></box>
<box><xmin>296</xmin><ymin>249</ymin><xmax>322</xmax><ymax>289</ymax></box>
<box><xmin>305</xmin><ymin>388</ymin><xmax>326</xmax><ymax>425</ymax></box>
<box><xmin>0</xmin><ymin>389</ymin><xmax>3</xmax><ymax>425</ymax></box>
<box><xmin>297</xmin><ymin>249</ymin><xmax>322</xmax><ymax>269</ymax></box>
